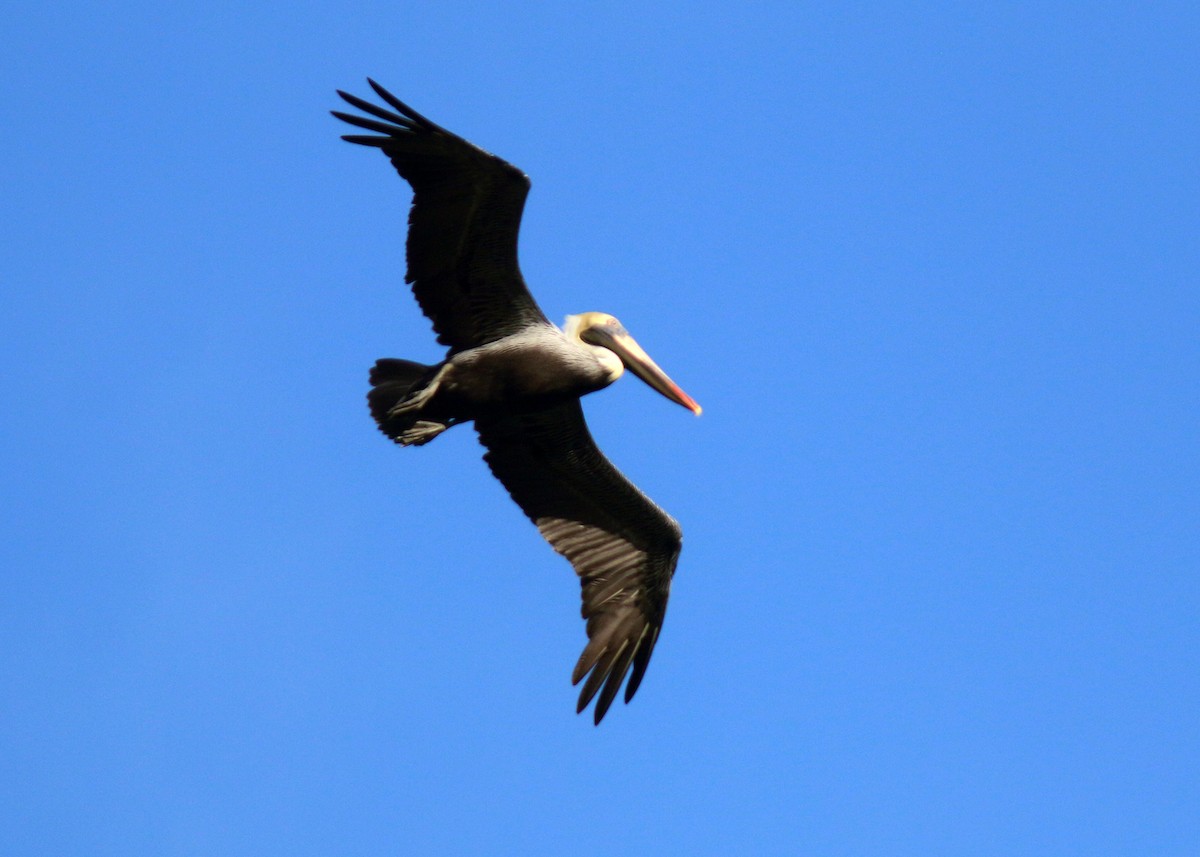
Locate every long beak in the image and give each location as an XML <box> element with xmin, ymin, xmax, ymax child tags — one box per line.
<box><xmin>587</xmin><ymin>328</ymin><xmax>702</xmax><ymax>415</ymax></box>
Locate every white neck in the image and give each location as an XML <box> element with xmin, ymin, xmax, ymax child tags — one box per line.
<box><xmin>563</xmin><ymin>314</ymin><xmax>624</xmax><ymax>382</ymax></box>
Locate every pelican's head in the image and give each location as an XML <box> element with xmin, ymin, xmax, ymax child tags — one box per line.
<box><xmin>565</xmin><ymin>312</ymin><xmax>702</xmax><ymax>415</ymax></box>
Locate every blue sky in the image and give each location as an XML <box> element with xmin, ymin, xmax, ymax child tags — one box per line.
<box><xmin>3</xmin><ymin>2</ymin><xmax>1197</xmax><ymax>854</ymax></box>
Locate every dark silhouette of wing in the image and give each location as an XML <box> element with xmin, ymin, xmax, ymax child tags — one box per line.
<box><xmin>333</xmin><ymin>80</ymin><xmax>550</xmax><ymax>350</ymax></box>
<box><xmin>476</xmin><ymin>402</ymin><xmax>681</xmax><ymax>724</ymax></box>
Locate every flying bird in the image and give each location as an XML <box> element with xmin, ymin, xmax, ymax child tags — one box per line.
<box><xmin>332</xmin><ymin>80</ymin><xmax>701</xmax><ymax>724</ymax></box>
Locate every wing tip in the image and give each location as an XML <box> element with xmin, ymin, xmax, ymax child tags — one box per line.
<box><xmin>573</xmin><ymin>631</ymin><xmax>648</xmax><ymax>725</ymax></box>
<box><xmin>366</xmin><ymin>78</ymin><xmax>437</xmax><ymax>128</ymax></box>
<box><xmin>339</xmin><ymin>134</ymin><xmax>389</xmax><ymax>147</ymax></box>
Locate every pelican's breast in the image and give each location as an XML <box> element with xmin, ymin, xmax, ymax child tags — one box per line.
<box><xmin>446</xmin><ymin>326</ymin><xmax>615</xmax><ymax>406</ymax></box>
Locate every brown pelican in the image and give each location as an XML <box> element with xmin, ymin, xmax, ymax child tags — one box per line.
<box><xmin>333</xmin><ymin>80</ymin><xmax>700</xmax><ymax>724</ymax></box>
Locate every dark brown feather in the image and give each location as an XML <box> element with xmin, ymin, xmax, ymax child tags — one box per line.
<box><xmin>333</xmin><ymin>81</ymin><xmax>550</xmax><ymax>350</ymax></box>
<box><xmin>476</xmin><ymin>402</ymin><xmax>681</xmax><ymax>724</ymax></box>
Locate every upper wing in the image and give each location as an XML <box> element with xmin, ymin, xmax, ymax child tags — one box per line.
<box><xmin>476</xmin><ymin>402</ymin><xmax>682</xmax><ymax>724</ymax></box>
<box><xmin>333</xmin><ymin>80</ymin><xmax>550</xmax><ymax>350</ymax></box>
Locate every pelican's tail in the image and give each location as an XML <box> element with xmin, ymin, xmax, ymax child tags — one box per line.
<box><xmin>367</xmin><ymin>358</ymin><xmax>450</xmax><ymax>446</ymax></box>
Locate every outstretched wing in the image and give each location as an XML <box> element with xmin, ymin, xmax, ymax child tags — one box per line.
<box><xmin>476</xmin><ymin>402</ymin><xmax>682</xmax><ymax>724</ymax></box>
<box><xmin>333</xmin><ymin>80</ymin><xmax>551</xmax><ymax>350</ymax></box>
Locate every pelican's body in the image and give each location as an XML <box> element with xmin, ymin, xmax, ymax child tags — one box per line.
<box><xmin>333</xmin><ymin>82</ymin><xmax>700</xmax><ymax>723</ymax></box>
<box><xmin>369</xmin><ymin>318</ymin><xmax>622</xmax><ymax>446</ymax></box>
<box><xmin>450</xmin><ymin>322</ymin><xmax>619</xmax><ymax>406</ymax></box>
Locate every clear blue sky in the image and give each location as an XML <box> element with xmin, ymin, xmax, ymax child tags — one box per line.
<box><xmin>2</xmin><ymin>2</ymin><xmax>1197</xmax><ymax>854</ymax></box>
